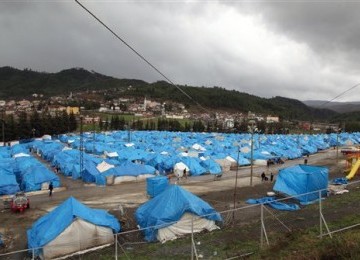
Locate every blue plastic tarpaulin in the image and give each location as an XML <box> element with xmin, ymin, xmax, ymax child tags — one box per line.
<box><xmin>332</xmin><ymin>177</ymin><xmax>348</xmax><ymax>185</ymax></box>
<box><xmin>0</xmin><ymin>171</ymin><xmax>20</xmax><ymax>195</ymax></box>
<box><xmin>146</xmin><ymin>176</ymin><xmax>169</xmax><ymax>198</ymax></box>
<box><xmin>135</xmin><ymin>185</ymin><xmax>222</xmax><ymax>242</ymax></box>
<box><xmin>27</xmin><ymin>197</ymin><xmax>120</xmax><ymax>256</ymax></box>
<box><xmin>21</xmin><ymin>165</ymin><xmax>60</xmax><ymax>192</ymax></box>
<box><xmin>273</xmin><ymin>164</ymin><xmax>328</xmax><ymax>205</ymax></box>
<box><xmin>246</xmin><ymin>197</ymin><xmax>300</xmax><ymax>211</ymax></box>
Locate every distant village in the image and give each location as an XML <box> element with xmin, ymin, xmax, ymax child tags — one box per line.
<box><xmin>0</xmin><ymin>89</ymin><xmax>339</xmax><ymax>133</ymax></box>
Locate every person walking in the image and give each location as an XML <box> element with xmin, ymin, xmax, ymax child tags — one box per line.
<box><xmin>270</xmin><ymin>172</ymin><xmax>274</xmax><ymax>182</ymax></box>
<box><xmin>261</xmin><ymin>172</ymin><xmax>266</xmax><ymax>181</ymax></box>
<box><xmin>183</xmin><ymin>168</ymin><xmax>188</xmax><ymax>179</ymax></box>
<box><xmin>49</xmin><ymin>182</ymin><xmax>54</xmax><ymax>197</ymax></box>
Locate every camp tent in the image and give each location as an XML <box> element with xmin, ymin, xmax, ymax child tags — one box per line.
<box><xmin>0</xmin><ymin>170</ymin><xmax>19</xmax><ymax>195</ymax></box>
<box><xmin>27</xmin><ymin>197</ymin><xmax>120</xmax><ymax>259</ymax></box>
<box><xmin>173</xmin><ymin>162</ymin><xmax>190</xmax><ymax>178</ymax></box>
<box><xmin>273</xmin><ymin>164</ymin><xmax>328</xmax><ymax>205</ymax></box>
<box><xmin>20</xmin><ymin>165</ymin><xmax>60</xmax><ymax>192</ymax></box>
<box><xmin>135</xmin><ymin>185</ymin><xmax>222</xmax><ymax>243</ymax></box>
<box><xmin>101</xmin><ymin>161</ymin><xmax>156</xmax><ymax>185</ymax></box>
<box><xmin>200</xmin><ymin>159</ymin><xmax>222</xmax><ymax>175</ymax></box>
<box><xmin>180</xmin><ymin>157</ymin><xmax>207</xmax><ymax>176</ymax></box>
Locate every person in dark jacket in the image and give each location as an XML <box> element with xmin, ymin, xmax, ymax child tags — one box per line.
<box><xmin>183</xmin><ymin>168</ymin><xmax>188</xmax><ymax>179</ymax></box>
<box><xmin>49</xmin><ymin>182</ymin><xmax>54</xmax><ymax>197</ymax></box>
<box><xmin>261</xmin><ymin>172</ymin><xmax>266</xmax><ymax>181</ymax></box>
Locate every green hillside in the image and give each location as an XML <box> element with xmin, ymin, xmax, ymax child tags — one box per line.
<box><xmin>0</xmin><ymin>66</ymin><xmax>337</xmax><ymax>121</ymax></box>
<box><xmin>0</xmin><ymin>66</ymin><xmax>145</xmax><ymax>97</ymax></box>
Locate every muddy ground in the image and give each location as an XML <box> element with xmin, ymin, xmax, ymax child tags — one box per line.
<box><xmin>0</xmin><ymin>148</ymin><xmax>350</xmax><ymax>256</ymax></box>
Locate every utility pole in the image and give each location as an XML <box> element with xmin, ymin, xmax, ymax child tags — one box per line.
<box><xmin>0</xmin><ymin>119</ymin><xmax>5</xmax><ymax>146</ymax></box>
<box><xmin>248</xmin><ymin>120</ymin><xmax>257</xmax><ymax>187</ymax></box>
<box><xmin>336</xmin><ymin>128</ymin><xmax>341</xmax><ymax>163</ymax></box>
<box><xmin>79</xmin><ymin>115</ymin><xmax>84</xmax><ymax>175</ymax></box>
<box><xmin>92</xmin><ymin>118</ymin><xmax>95</xmax><ymax>152</ymax></box>
<box><xmin>250</xmin><ymin>131</ymin><xmax>254</xmax><ymax>186</ymax></box>
<box><xmin>233</xmin><ymin>146</ymin><xmax>240</xmax><ymax>223</ymax></box>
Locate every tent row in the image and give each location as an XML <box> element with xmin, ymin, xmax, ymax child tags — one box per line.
<box><xmin>28</xmin><ymin>185</ymin><xmax>222</xmax><ymax>259</ymax></box>
<box><xmin>27</xmin><ymin>138</ymin><xmax>223</xmax><ymax>185</ymax></box>
<box><xmin>57</xmin><ymin>131</ymin><xmax>360</xmax><ymax>175</ymax></box>
<box><xmin>27</xmin><ymin>140</ymin><xmax>158</xmax><ymax>185</ymax></box>
<box><xmin>0</xmin><ymin>144</ymin><xmax>60</xmax><ymax>195</ymax></box>
<box><xmin>24</xmin><ymin>131</ymin><xmax>358</xmax><ymax>187</ymax></box>
<box><xmin>26</xmin><ymin>163</ymin><xmax>334</xmax><ymax>259</ymax></box>
<box><xmin>2</xmin><ymin>131</ymin><xmax>360</xmax><ymax>191</ymax></box>
<box><xmin>59</xmin><ymin>132</ymin><xmax>360</xmax><ymax>162</ymax></box>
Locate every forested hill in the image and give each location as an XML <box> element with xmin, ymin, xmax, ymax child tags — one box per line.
<box><xmin>0</xmin><ymin>66</ymin><xmax>336</xmax><ymax>121</ymax></box>
<box><xmin>125</xmin><ymin>81</ymin><xmax>336</xmax><ymax>120</ymax></box>
<box><xmin>0</xmin><ymin>66</ymin><xmax>146</xmax><ymax>98</ymax></box>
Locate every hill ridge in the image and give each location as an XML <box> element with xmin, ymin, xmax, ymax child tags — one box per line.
<box><xmin>0</xmin><ymin>66</ymin><xmax>337</xmax><ymax>121</ymax></box>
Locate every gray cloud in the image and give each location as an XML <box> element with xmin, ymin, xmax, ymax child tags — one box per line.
<box><xmin>1</xmin><ymin>1</ymin><xmax>359</xmax><ymax>102</ymax></box>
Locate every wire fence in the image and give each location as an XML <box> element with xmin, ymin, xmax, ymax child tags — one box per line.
<box><xmin>1</xmin><ymin>180</ymin><xmax>360</xmax><ymax>259</ymax></box>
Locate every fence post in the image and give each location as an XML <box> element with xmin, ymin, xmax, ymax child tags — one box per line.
<box><xmin>191</xmin><ymin>215</ymin><xmax>194</xmax><ymax>260</ymax></box>
<box><xmin>32</xmin><ymin>248</ymin><xmax>35</xmax><ymax>260</ymax></box>
<box><xmin>260</xmin><ymin>204</ymin><xmax>264</xmax><ymax>248</ymax></box>
<box><xmin>319</xmin><ymin>190</ymin><xmax>323</xmax><ymax>238</ymax></box>
<box><xmin>115</xmin><ymin>233</ymin><xmax>118</xmax><ymax>260</ymax></box>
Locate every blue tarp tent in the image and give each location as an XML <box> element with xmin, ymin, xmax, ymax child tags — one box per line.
<box><xmin>273</xmin><ymin>164</ymin><xmax>328</xmax><ymax>205</ymax></box>
<box><xmin>27</xmin><ymin>197</ymin><xmax>120</xmax><ymax>258</ymax></box>
<box><xmin>180</xmin><ymin>157</ymin><xmax>207</xmax><ymax>176</ymax></box>
<box><xmin>146</xmin><ymin>176</ymin><xmax>169</xmax><ymax>198</ymax></box>
<box><xmin>0</xmin><ymin>147</ymin><xmax>11</xmax><ymax>158</ymax></box>
<box><xmin>228</xmin><ymin>153</ymin><xmax>251</xmax><ymax>166</ymax></box>
<box><xmin>0</xmin><ymin>170</ymin><xmax>20</xmax><ymax>195</ymax></box>
<box><xmin>81</xmin><ymin>160</ymin><xmax>101</xmax><ymax>184</ymax></box>
<box><xmin>135</xmin><ymin>185</ymin><xmax>222</xmax><ymax>242</ymax></box>
<box><xmin>21</xmin><ymin>165</ymin><xmax>60</xmax><ymax>192</ymax></box>
<box><xmin>106</xmin><ymin>161</ymin><xmax>155</xmax><ymax>177</ymax></box>
<box><xmin>200</xmin><ymin>159</ymin><xmax>222</xmax><ymax>175</ymax></box>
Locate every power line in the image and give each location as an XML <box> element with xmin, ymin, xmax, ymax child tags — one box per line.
<box><xmin>74</xmin><ymin>0</ymin><xmax>209</xmax><ymax>113</ymax></box>
<box><xmin>317</xmin><ymin>82</ymin><xmax>360</xmax><ymax>108</ymax></box>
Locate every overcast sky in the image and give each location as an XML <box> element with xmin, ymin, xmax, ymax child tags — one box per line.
<box><xmin>1</xmin><ymin>1</ymin><xmax>360</xmax><ymax>102</ymax></box>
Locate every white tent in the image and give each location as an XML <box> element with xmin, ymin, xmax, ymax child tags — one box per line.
<box><xmin>215</xmin><ymin>159</ymin><xmax>231</xmax><ymax>172</ymax></box>
<box><xmin>96</xmin><ymin>161</ymin><xmax>115</xmax><ymax>173</ymax></box>
<box><xmin>157</xmin><ymin>213</ymin><xmax>219</xmax><ymax>243</ymax></box>
<box><xmin>27</xmin><ymin>197</ymin><xmax>120</xmax><ymax>259</ymax></box>
<box><xmin>12</xmin><ymin>153</ymin><xmax>30</xmax><ymax>158</ymax></box>
<box><xmin>43</xmin><ymin>218</ymin><xmax>114</xmax><ymax>259</ymax></box>
<box><xmin>135</xmin><ymin>185</ymin><xmax>222</xmax><ymax>243</ymax></box>
<box><xmin>173</xmin><ymin>162</ymin><xmax>190</xmax><ymax>178</ymax></box>
<box><xmin>104</xmin><ymin>151</ymin><xmax>119</xmax><ymax>158</ymax></box>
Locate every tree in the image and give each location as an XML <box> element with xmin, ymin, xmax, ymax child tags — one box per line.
<box><xmin>184</xmin><ymin>122</ymin><xmax>191</xmax><ymax>132</ymax></box>
<box><xmin>60</xmin><ymin>111</ymin><xmax>69</xmax><ymax>133</ymax></box>
<box><xmin>135</xmin><ymin>119</ymin><xmax>143</xmax><ymax>130</ymax></box>
<box><xmin>5</xmin><ymin>115</ymin><xmax>17</xmax><ymax>142</ymax></box>
<box><xmin>150</xmin><ymin>120</ymin><xmax>156</xmax><ymax>130</ymax></box>
<box><xmin>104</xmin><ymin>119</ymin><xmax>109</xmax><ymax>131</ymax></box>
<box><xmin>238</xmin><ymin>121</ymin><xmax>248</xmax><ymax>133</ymax></box>
<box><xmin>119</xmin><ymin>117</ymin><xmax>126</xmax><ymax>130</ymax></box>
<box><xmin>257</xmin><ymin>120</ymin><xmax>266</xmax><ymax>133</ymax></box>
<box><xmin>69</xmin><ymin>112</ymin><xmax>77</xmax><ymax>132</ymax></box>
<box><xmin>99</xmin><ymin>119</ymin><xmax>103</xmax><ymax>131</ymax></box>
<box><xmin>29</xmin><ymin>110</ymin><xmax>43</xmax><ymax>137</ymax></box>
<box><xmin>17</xmin><ymin>112</ymin><xmax>31</xmax><ymax>139</ymax></box>
<box><xmin>145</xmin><ymin>120</ymin><xmax>149</xmax><ymax>130</ymax></box>
<box><xmin>41</xmin><ymin>113</ymin><xmax>52</xmax><ymax>135</ymax></box>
